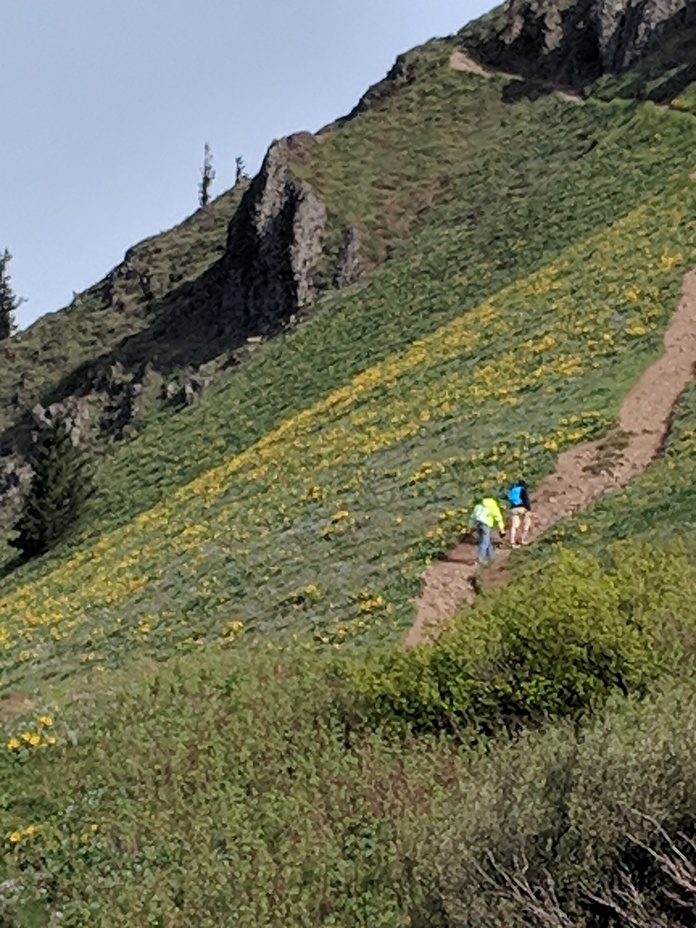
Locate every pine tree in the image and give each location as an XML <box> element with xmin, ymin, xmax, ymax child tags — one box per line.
<box><xmin>0</xmin><ymin>249</ymin><xmax>21</xmax><ymax>340</ymax></box>
<box><xmin>235</xmin><ymin>156</ymin><xmax>248</xmax><ymax>185</ymax></box>
<box><xmin>199</xmin><ymin>143</ymin><xmax>215</xmax><ymax>207</ymax></box>
<box><xmin>10</xmin><ymin>421</ymin><xmax>92</xmax><ymax>558</ymax></box>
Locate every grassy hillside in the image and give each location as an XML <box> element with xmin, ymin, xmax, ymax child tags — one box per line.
<box><xmin>4</xmin><ymin>26</ymin><xmax>696</xmax><ymax>928</ymax></box>
<box><xmin>3</xmin><ymin>48</ymin><xmax>696</xmax><ymax>689</ymax></box>
<box><xmin>4</xmin><ymin>574</ymin><xmax>696</xmax><ymax>926</ymax></box>
<box><xmin>0</xmin><ymin>184</ymin><xmax>245</xmax><ymax>459</ymax></box>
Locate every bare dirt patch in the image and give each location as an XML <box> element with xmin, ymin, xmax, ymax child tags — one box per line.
<box><xmin>449</xmin><ymin>50</ymin><xmax>496</xmax><ymax>78</ymax></box>
<box><xmin>448</xmin><ymin>49</ymin><xmax>584</xmax><ymax>105</ymax></box>
<box><xmin>0</xmin><ymin>693</ymin><xmax>36</xmax><ymax>724</ymax></box>
<box><xmin>406</xmin><ymin>268</ymin><xmax>696</xmax><ymax>646</ymax></box>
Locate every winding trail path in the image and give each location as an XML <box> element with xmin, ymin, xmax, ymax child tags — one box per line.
<box><xmin>449</xmin><ymin>49</ymin><xmax>585</xmax><ymax>104</ymax></box>
<box><xmin>406</xmin><ymin>269</ymin><xmax>696</xmax><ymax>646</ymax></box>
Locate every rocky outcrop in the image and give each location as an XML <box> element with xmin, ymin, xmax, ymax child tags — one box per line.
<box><xmin>31</xmin><ymin>397</ymin><xmax>91</xmax><ymax>447</ymax></box>
<box><xmin>461</xmin><ymin>0</ymin><xmax>695</xmax><ymax>88</ymax></box>
<box><xmin>348</xmin><ymin>53</ymin><xmax>418</xmax><ymax>118</ymax></box>
<box><xmin>335</xmin><ymin>228</ymin><xmax>364</xmax><ymax>289</ymax></box>
<box><xmin>220</xmin><ymin>133</ymin><xmax>334</xmax><ymax>335</ymax></box>
<box><xmin>0</xmin><ymin>131</ymin><xmax>361</xmax><ymax>526</ymax></box>
<box><xmin>0</xmin><ymin>457</ymin><xmax>32</xmax><ymax>530</ymax></box>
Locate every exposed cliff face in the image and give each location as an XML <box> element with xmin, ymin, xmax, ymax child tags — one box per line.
<box><xmin>461</xmin><ymin>0</ymin><xmax>695</xmax><ymax>88</ymax></box>
<box><xmin>0</xmin><ymin>132</ymin><xmax>359</xmax><ymax>528</ymax></box>
<box><xmin>220</xmin><ymin>133</ymin><xmax>342</xmax><ymax>336</ymax></box>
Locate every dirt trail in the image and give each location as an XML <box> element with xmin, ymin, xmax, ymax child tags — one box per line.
<box><xmin>406</xmin><ymin>269</ymin><xmax>696</xmax><ymax>647</ymax></box>
<box><xmin>448</xmin><ymin>49</ymin><xmax>585</xmax><ymax>105</ymax></box>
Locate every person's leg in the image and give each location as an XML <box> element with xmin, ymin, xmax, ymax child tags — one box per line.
<box><xmin>510</xmin><ymin>510</ymin><xmax>521</xmax><ymax>547</ymax></box>
<box><xmin>521</xmin><ymin>510</ymin><xmax>532</xmax><ymax>544</ymax></box>
<box><xmin>484</xmin><ymin>525</ymin><xmax>495</xmax><ymax>561</ymax></box>
<box><xmin>477</xmin><ymin>522</ymin><xmax>491</xmax><ymax>562</ymax></box>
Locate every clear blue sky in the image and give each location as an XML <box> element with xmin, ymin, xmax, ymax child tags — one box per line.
<box><xmin>3</xmin><ymin>0</ymin><xmax>493</xmax><ymax>329</ymax></box>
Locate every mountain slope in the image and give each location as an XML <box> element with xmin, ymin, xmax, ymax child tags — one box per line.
<box><xmin>6</xmin><ymin>8</ymin><xmax>696</xmax><ymax>926</ymax></box>
<box><xmin>3</xmin><ymin>45</ymin><xmax>696</xmax><ymax>686</ymax></box>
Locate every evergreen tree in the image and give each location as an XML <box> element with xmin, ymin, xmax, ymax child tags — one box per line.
<box><xmin>199</xmin><ymin>143</ymin><xmax>215</xmax><ymax>207</ymax></box>
<box><xmin>10</xmin><ymin>421</ymin><xmax>92</xmax><ymax>558</ymax></box>
<box><xmin>0</xmin><ymin>249</ymin><xmax>21</xmax><ymax>340</ymax></box>
<box><xmin>235</xmin><ymin>155</ymin><xmax>248</xmax><ymax>185</ymax></box>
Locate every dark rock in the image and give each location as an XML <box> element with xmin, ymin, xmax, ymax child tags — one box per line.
<box><xmin>220</xmin><ymin>133</ymin><xmax>331</xmax><ymax>336</ymax></box>
<box><xmin>31</xmin><ymin>397</ymin><xmax>90</xmax><ymax>447</ymax></box>
<box><xmin>462</xmin><ymin>0</ymin><xmax>694</xmax><ymax>88</ymax></box>
<box><xmin>0</xmin><ymin>456</ymin><xmax>32</xmax><ymax>530</ymax></box>
<box><xmin>335</xmin><ymin>228</ymin><xmax>364</xmax><ymax>289</ymax></box>
<box><xmin>348</xmin><ymin>53</ymin><xmax>418</xmax><ymax>118</ymax></box>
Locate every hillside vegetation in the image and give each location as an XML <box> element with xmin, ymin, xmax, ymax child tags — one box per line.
<box><xmin>4</xmin><ymin>12</ymin><xmax>696</xmax><ymax>927</ymax></box>
<box><xmin>3</xmin><ymin>52</ymin><xmax>696</xmax><ymax>686</ymax></box>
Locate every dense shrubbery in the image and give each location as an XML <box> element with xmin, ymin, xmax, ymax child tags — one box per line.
<box><xmin>4</xmin><ymin>627</ymin><xmax>696</xmax><ymax>926</ymax></box>
<box><xmin>349</xmin><ymin>542</ymin><xmax>696</xmax><ymax>735</ymax></box>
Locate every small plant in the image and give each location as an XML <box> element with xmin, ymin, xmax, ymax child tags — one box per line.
<box><xmin>235</xmin><ymin>155</ymin><xmax>248</xmax><ymax>185</ymax></box>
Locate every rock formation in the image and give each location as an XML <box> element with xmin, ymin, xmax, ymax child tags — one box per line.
<box><xmin>220</xmin><ymin>133</ymin><xmax>333</xmax><ymax>336</ymax></box>
<box><xmin>461</xmin><ymin>0</ymin><xmax>695</xmax><ymax>87</ymax></box>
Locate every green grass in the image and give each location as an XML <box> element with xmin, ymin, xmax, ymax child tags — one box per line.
<box><xmin>4</xmin><ymin>28</ymin><xmax>696</xmax><ymax>928</ymax></box>
<box><xmin>0</xmin><ymin>185</ymin><xmax>245</xmax><ymax>457</ymax></box>
<box><xmin>530</xmin><ymin>376</ymin><xmax>696</xmax><ymax>561</ymax></box>
<box><xmin>4</xmin><ymin>58</ymin><xmax>696</xmax><ymax>687</ymax></box>
<box><xmin>4</xmin><ymin>636</ymin><xmax>696</xmax><ymax>925</ymax></box>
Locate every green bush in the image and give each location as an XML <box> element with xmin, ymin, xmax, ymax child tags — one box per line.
<box><xmin>10</xmin><ymin>421</ymin><xmax>93</xmax><ymax>559</ymax></box>
<box><xmin>350</xmin><ymin>542</ymin><xmax>696</xmax><ymax>734</ymax></box>
<box><xmin>434</xmin><ymin>673</ymin><xmax>696</xmax><ymax>926</ymax></box>
<box><xmin>5</xmin><ymin>641</ymin><xmax>696</xmax><ymax>925</ymax></box>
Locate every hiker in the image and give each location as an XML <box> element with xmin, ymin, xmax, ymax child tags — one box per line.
<box><xmin>508</xmin><ymin>479</ymin><xmax>532</xmax><ymax>548</ymax></box>
<box><xmin>470</xmin><ymin>496</ymin><xmax>505</xmax><ymax>564</ymax></box>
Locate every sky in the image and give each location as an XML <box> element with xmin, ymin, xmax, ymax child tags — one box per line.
<box><xmin>3</xmin><ymin>0</ymin><xmax>494</xmax><ymax>329</ymax></box>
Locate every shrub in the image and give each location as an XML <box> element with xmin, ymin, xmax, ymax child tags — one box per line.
<box><xmin>432</xmin><ymin>672</ymin><xmax>696</xmax><ymax>926</ymax></box>
<box><xmin>350</xmin><ymin>542</ymin><xmax>696</xmax><ymax>735</ymax></box>
<box><xmin>10</xmin><ymin>421</ymin><xmax>93</xmax><ymax>559</ymax></box>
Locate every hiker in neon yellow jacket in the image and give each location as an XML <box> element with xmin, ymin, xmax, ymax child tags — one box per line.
<box><xmin>470</xmin><ymin>496</ymin><xmax>506</xmax><ymax>564</ymax></box>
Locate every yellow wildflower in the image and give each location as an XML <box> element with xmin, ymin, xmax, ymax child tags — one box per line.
<box><xmin>6</xmin><ymin>737</ymin><xmax>20</xmax><ymax>751</ymax></box>
<box><xmin>37</xmin><ymin>715</ymin><xmax>53</xmax><ymax>728</ymax></box>
<box><xmin>8</xmin><ymin>832</ymin><xmax>22</xmax><ymax>844</ymax></box>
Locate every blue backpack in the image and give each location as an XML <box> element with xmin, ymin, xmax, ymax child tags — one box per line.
<box><xmin>508</xmin><ymin>484</ymin><xmax>524</xmax><ymax>507</ymax></box>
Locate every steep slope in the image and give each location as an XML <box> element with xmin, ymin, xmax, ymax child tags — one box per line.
<box><xmin>0</xmin><ymin>139</ymin><xmax>355</xmax><ymax>528</ymax></box>
<box><xmin>6</xmin><ymin>11</ymin><xmax>696</xmax><ymax>927</ymax></box>
<box><xmin>2</xmin><ymin>42</ymin><xmax>696</xmax><ymax>687</ymax></box>
<box><xmin>410</xmin><ymin>267</ymin><xmax>696</xmax><ymax>643</ymax></box>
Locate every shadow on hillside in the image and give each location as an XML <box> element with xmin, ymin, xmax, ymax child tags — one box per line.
<box><xmin>465</xmin><ymin>0</ymin><xmax>696</xmax><ymax>100</ymax></box>
<box><xmin>0</xmin><ymin>186</ymin><xmax>317</xmax><ymax>461</ymax></box>
<box><xmin>0</xmin><ymin>258</ymin><xmax>246</xmax><ymax>458</ymax></box>
<box><xmin>500</xmin><ymin>78</ymin><xmax>565</xmax><ymax>104</ymax></box>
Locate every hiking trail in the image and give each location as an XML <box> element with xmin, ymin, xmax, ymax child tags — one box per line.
<box><xmin>406</xmin><ymin>268</ymin><xmax>696</xmax><ymax>646</ymax></box>
<box><xmin>449</xmin><ymin>49</ymin><xmax>585</xmax><ymax>104</ymax></box>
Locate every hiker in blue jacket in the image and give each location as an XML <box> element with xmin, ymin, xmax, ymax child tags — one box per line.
<box><xmin>508</xmin><ymin>479</ymin><xmax>532</xmax><ymax>548</ymax></box>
